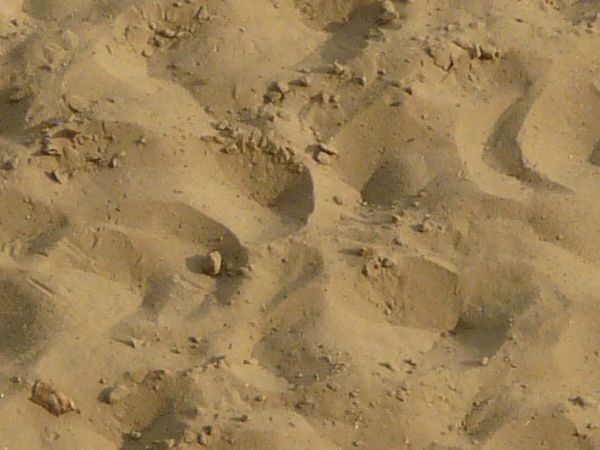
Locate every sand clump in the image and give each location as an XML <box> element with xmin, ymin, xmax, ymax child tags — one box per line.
<box><xmin>1</xmin><ymin>0</ymin><xmax>600</xmax><ymax>449</ymax></box>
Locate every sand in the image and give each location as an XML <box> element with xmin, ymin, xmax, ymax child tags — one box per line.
<box><xmin>1</xmin><ymin>0</ymin><xmax>600</xmax><ymax>448</ymax></box>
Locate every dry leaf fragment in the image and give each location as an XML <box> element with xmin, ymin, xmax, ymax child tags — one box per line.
<box><xmin>30</xmin><ymin>380</ymin><xmax>80</xmax><ymax>417</ymax></box>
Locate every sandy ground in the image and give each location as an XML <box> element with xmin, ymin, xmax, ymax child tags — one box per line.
<box><xmin>2</xmin><ymin>0</ymin><xmax>600</xmax><ymax>449</ymax></box>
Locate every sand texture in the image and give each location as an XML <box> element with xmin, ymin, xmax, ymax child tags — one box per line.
<box><xmin>2</xmin><ymin>0</ymin><xmax>600</xmax><ymax>449</ymax></box>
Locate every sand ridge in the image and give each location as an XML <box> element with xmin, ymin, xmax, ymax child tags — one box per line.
<box><xmin>2</xmin><ymin>0</ymin><xmax>600</xmax><ymax>449</ymax></box>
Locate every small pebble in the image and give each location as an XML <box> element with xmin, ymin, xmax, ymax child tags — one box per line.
<box><xmin>415</xmin><ymin>221</ymin><xmax>433</xmax><ymax>233</ymax></box>
<box><xmin>66</xmin><ymin>95</ymin><xmax>86</xmax><ymax>113</ymax></box>
<box><xmin>377</xmin><ymin>0</ymin><xmax>399</xmax><ymax>25</ymax></box>
<box><xmin>293</xmin><ymin>76</ymin><xmax>311</xmax><ymax>87</ymax></box>
<box><xmin>198</xmin><ymin>433</ymin><xmax>209</xmax><ymax>446</ymax></box>
<box><xmin>317</xmin><ymin>142</ymin><xmax>338</xmax><ymax>155</ymax></box>
<box><xmin>50</xmin><ymin>170</ymin><xmax>67</xmax><ymax>184</ymax></box>
<box><xmin>570</xmin><ymin>396</ymin><xmax>588</xmax><ymax>407</ymax></box>
<box><xmin>106</xmin><ymin>384</ymin><xmax>130</xmax><ymax>404</ymax></box>
<box><xmin>331</xmin><ymin>61</ymin><xmax>347</xmax><ymax>76</ymax></box>
<box><xmin>129</xmin><ymin>431</ymin><xmax>142</xmax><ymax>440</ymax></box>
<box><xmin>200</xmin><ymin>250</ymin><xmax>222</xmax><ymax>276</ymax></box>
<box><xmin>315</xmin><ymin>152</ymin><xmax>332</xmax><ymax>165</ymax></box>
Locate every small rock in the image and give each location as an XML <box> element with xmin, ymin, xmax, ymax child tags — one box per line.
<box><xmin>243</xmin><ymin>358</ymin><xmax>258</xmax><ymax>365</ymax></box>
<box><xmin>333</xmin><ymin>195</ymin><xmax>344</xmax><ymax>205</ymax></box>
<box><xmin>404</xmin><ymin>358</ymin><xmax>417</xmax><ymax>368</ymax></box>
<box><xmin>377</xmin><ymin>0</ymin><xmax>399</xmax><ymax>25</ymax></box>
<box><xmin>428</xmin><ymin>45</ymin><xmax>453</xmax><ymax>71</ymax></box>
<box><xmin>8</xmin><ymin>87</ymin><xmax>27</xmax><ymax>103</ymax></box>
<box><xmin>362</xmin><ymin>257</ymin><xmax>380</xmax><ymax>277</ymax></box>
<box><xmin>315</xmin><ymin>152</ymin><xmax>332</xmax><ymax>165</ymax></box>
<box><xmin>200</xmin><ymin>250</ymin><xmax>222</xmax><ymax>276</ymax></box>
<box><xmin>480</xmin><ymin>357</ymin><xmax>489</xmax><ymax>367</ymax></box>
<box><xmin>128</xmin><ymin>431</ymin><xmax>142</xmax><ymax>440</ymax></box>
<box><xmin>163</xmin><ymin>439</ymin><xmax>176</xmax><ymax>449</ymax></box>
<box><xmin>380</xmin><ymin>257</ymin><xmax>395</xmax><ymax>268</ymax></box>
<box><xmin>330</xmin><ymin>61</ymin><xmax>347</xmax><ymax>76</ymax></box>
<box><xmin>183</xmin><ymin>429</ymin><xmax>198</xmax><ymax>444</ymax></box>
<box><xmin>198</xmin><ymin>433</ymin><xmax>209</xmax><ymax>446</ymax></box>
<box><xmin>277</xmin><ymin>110</ymin><xmax>292</xmax><ymax>120</ymax></box>
<box><xmin>265</xmin><ymin>90</ymin><xmax>283</xmax><ymax>104</ymax></box>
<box><xmin>414</xmin><ymin>220</ymin><xmax>433</xmax><ymax>233</ymax></box>
<box><xmin>317</xmin><ymin>142</ymin><xmax>338</xmax><ymax>155</ymax></box>
<box><xmin>50</xmin><ymin>170</ymin><xmax>67</xmax><ymax>184</ymax></box>
<box><xmin>570</xmin><ymin>396</ymin><xmax>588</xmax><ymax>408</ymax></box>
<box><xmin>326</xmin><ymin>382</ymin><xmax>340</xmax><ymax>392</ymax></box>
<box><xmin>195</xmin><ymin>6</ymin><xmax>210</xmax><ymax>21</ymax></box>
<box><xmin>291</xmin><ymin>76</ymin><xmax>311</xmax><ymax>87</ymax></box>
<box><xmin>238</xmin><ymin>266</ymin><xmax>253</xmax><ymax>278</ymax></box>
<box><xmin>316</xmin><ymin>91</ymin><xmax>331</xmax><ymax>104</ymax></box>
<box><xmin>106</xmin><ymin>384</ymin><xmax>130</xmax><ymax>404</ymax></box>
<box><xmin>158</xmin><ymin>28</ymin><xmax>177</xmax><ymax>38</ymax></box>
<box><xmin>273</xmin><ymin>80</ymin><xmax>290</xmax><ymax>95</ymax></box>
<box><xmin>379</xmin><ymin>361</ymin><xmax>395</xmax><ymax>371</ymax></box>
<box><xmin>61</xmin><ymin>30</ymin><xmax>79</xmax><ymax>50</ymax></box>
<box><xmin>478</xmin><ymin>44</ymin><xmax>500</xmax><ymax>60</ymax></box>
<box><xmin>66</xmin><ymin>95</ymin><xmax>86</xmax><ymax>113</ymax></box>
<box><xmin>234</xmin><ymin>414</ymin><xmax>249</xmax><ymax>423</ymax></box>
<box><xmin>151</xmin><ymin>439</ymin><xmax>176</xmax><ymax>450</ymax></box>
<box><xmin>394</xmin><ymin>390</ymin><xmax>405</xmax><ymax>401</ymax></box>
<box><xmin>1</xmin><ymin>157</ymin><xmax>18</xmax><ymax>171</ymax></box>
<box><xmin>215</xmin><ymin>120</ymin><xmax>231</xmax><ymax>131</ymax></box>
<box><xmin>126</xmin><ymin>369</ymin><xmax>147</xmax><ymax>384</ymax></box>
<box><xmin>128</xmin><ymin>337</ymin><xmax>144</xmax><ymax>349</ymax></box>
<box><xmin>30</xmin><ymin>380</ymin><xmax>80</xmax><ymax>417</ymax></box>
<box><xmin>208</xmin><ymin>354</ymin><xmax>226</xmax><ymax>368</ymax></box>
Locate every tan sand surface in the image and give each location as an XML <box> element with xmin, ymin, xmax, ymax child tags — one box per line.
<box><xmin>2</xmin><ymin>0</ymin><xmax>600</xmax><ymax>449</ymax></box>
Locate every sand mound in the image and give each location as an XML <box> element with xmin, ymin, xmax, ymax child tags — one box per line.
<box><xmin>2</xmin><ymin>0</ymin><xmax>600</xmax><ymax>449</ymax></box>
